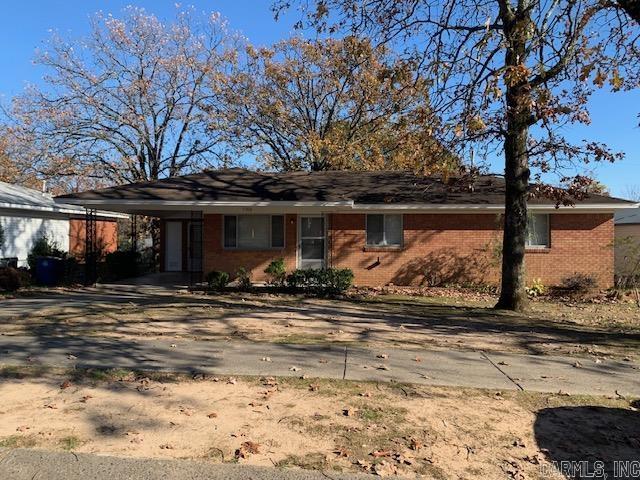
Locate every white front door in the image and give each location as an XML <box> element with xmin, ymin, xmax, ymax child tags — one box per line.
<box><xmin>165</xmin><ymin>221</ymin><xmax>183</xmax><ymax>272</ymax></box>
<box><xmin>299</xmin><ymin>216</ymin><xmax>326</xmax><ymax>269</ymax></box>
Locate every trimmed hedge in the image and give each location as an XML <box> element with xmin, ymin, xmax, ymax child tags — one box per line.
<box><xmin>286</xmin><ymin>268</ymin><xmax>354</xmax><ymax>294</ymax></box>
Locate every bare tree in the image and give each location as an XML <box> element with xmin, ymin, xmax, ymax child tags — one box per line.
<box><xmin>9</xmin><ymin>6</ymin><xmax>236</xmax><ymax>186</ymax></box>
<box><xmin>275</xmin><ymin>0</ymin><xmax>639</xmax><ymax>310</ymax></box>
<box><xmin>225</xmin><ymin>36</ymin><xmax>456</xmax><ymax>172</ymax></box>
<box><xmin>624</xmin><ymin>185</ymin><xmax>640</xmax><ymax>201</ymax></box>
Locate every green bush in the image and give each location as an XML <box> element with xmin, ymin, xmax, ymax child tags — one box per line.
<box><xmin>206</xmin><ymin>270</ymin><xmax>230</xmax><ymax>291</ymax></box>
<box><xmin>286</xmin><ymin>268</ymin><xmax>354</xmax><ymax>294</ymax></box>
<box><xmin>27</xmin><ymin>236</ymin><xmax>66</xmax><ymax>272</ymax></box>
<box><xmin>236</xmin><ymin>267</ymin><xmax>252</xmax><ymax>290</ymax></box>
<box><xmin>105</xmin><ymin>250</ymin><xmax>140</xmax><ymax>279</ymax></box>
<box><xmin>264</xmin><ymin>258</ymin><xmax>287</xmax><ymax>287</ymax></box>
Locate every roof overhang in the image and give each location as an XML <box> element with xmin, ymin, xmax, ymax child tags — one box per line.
<box><xmin>0</xmin><ymin>201</ymin><xmax>129</xmax><ymax>219</ymax></box>
<box><xmin>54</xmin><ymin>198</ymin><xmax>638</xmax><ymax>216</ymax></box>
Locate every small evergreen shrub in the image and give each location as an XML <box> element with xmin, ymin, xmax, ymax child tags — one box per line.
<box><xmin>206</xmin><ymin>270</ymin><xmax>230</xmax><ymax>291</ymax></box>
<box><xmin>27</xmin><ymin>236</ymin><xmax>66</xmax><ymax>271</ymax></box>
<box><xmin>236</xmin><ymin>267</ymin><xmax>252</xmax><ymax>290</ymax></box>
<box><xmin>286</xmin><ymin>268</ymin><xmax>354</xmax><ymax>294</ymax></box>
<box><xmin>264</xmin><ymin>258</ymin><xmax>287</xmax><ymax>287</ymax></box>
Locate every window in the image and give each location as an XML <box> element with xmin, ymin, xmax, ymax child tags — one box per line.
<box><xmin>366</xmin><ymin>214</ymin><xmax>403</xmax><ymax>247</ymax></box>
<box><xmin>526</xmin><ymin>214</ymin><xmax>550</xmax><ymax>248</ymax></box>
<box><xmin>224</xmin><ymin>215</ymin><xmax>285</xmax><ymax>249</ymax></box>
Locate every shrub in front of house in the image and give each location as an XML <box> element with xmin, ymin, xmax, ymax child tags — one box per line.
<box><xmin>286</xmin><ymin>268</ymin><xmax>354</xmax><ymax>295</ymax></box>
<box><xmin>235</xmin><ymin>267</ymin><xmax>252</xmax><ymax>290</ymax></box>
<box><xmin>105</xmin><ymin>250</ymin><xmax>141</xmax><ymax>279</ymax></box>
<box><xmin>264</xmin><ymin>258</ymin><xmax>287</xmax><ymax>287</ymax></box>
<box><xmin>206</xmin><ymin>270</ymin><xmax>230</xmax><ymax>291</ymax></box>
<box><xmin>0</xmin><ymin>267</ymin><xmax>31</xmax><ymax>292</ymax></box>
<box><xmin>561</xmin><ymin>272</ymin><xmax>598</xmax><ymax>294</ymax></box>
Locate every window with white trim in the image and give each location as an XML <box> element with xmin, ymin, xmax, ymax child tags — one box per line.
<box><xmin>526</xmin><ymin>214</ymin><xmax>550</xmax><ymax>248</ymax></box>
<box><xmin>223</xmin><ymin>215</ymin><xmax>285</xmax><ymax>249</ymax></box>
<box><xmin>366</xmin><ymin>214</ymin><xmax>403</xmax><ymax>247</ymax></box>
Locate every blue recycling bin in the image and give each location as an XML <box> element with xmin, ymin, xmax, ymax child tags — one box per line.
<box><xmin>35</xmin><ymin>257</ymin><xmax>64</xmax><ymax>286</ymax></box>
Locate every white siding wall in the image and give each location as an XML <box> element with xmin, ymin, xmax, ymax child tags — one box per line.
<box><xmin>0</xmin><ymin>211</ymin><xmax>70</xmax><ymax>267</ymax></box>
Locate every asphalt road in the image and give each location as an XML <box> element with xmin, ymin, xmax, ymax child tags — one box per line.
<box><xmin>0</xmin><ymin>449</ymin><xmax>375</xmax><ymax>480</ymax></box>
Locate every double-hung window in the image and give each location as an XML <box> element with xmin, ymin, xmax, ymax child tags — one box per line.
<box><xmin>525</xmin><ymin>214</ymin><xmax>550</xmax><ymax>249</ymax></box>
<box><xmin>366</xmin><ymin>214</ymin><xmax>403</xmax><ymax>247</ymax></box>
<box><xmin>224</xmin><ymin>215</ymin><xmax>285</xmax><ymax>249</ymax></box>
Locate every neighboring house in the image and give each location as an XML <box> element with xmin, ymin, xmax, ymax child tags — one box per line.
<box><xmin>0</xmin><ymin>181</ymin><xmax>125</xmax><ymax>267</ymax></box>
<box><xmin>56</xmin><ymin>169</ymin><xmax>637</xmax><ymax>288</ymax></box>
<box><xmin>614</xmin><ymin>207</ymin><xmax>640</xmax><ymax>279</ymax></box>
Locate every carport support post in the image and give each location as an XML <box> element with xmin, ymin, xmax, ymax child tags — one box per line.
<box><xmin>130</xmin><ymin>214</ymin><xmax>138</xmax><ymax>253</ymax></box>
<box><xmin>84</xmin><ymin>208</ymin><xmax>98</xmax><ymax>286</ymax></box>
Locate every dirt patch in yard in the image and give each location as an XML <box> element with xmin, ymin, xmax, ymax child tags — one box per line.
<box><xmin>0</xmin><ymin>367</ymin><xmax>637</xmax><ymax>479</ymax></box>
<box><xmin>1</xmin><ymin>287</ymin><xmax>639</xmax><ymax>360</ymax></box>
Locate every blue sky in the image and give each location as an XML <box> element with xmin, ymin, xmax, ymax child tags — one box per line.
<box><xmin>0</xmin><ymin>1</ymin><xmax>638</xmax><ymax>198</ymax></box>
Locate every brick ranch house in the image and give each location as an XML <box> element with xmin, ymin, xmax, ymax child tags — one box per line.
<box><xmin>56</xmin><ymin>169</ymin><xmax>637</xmax><ymax>288</ymax></box>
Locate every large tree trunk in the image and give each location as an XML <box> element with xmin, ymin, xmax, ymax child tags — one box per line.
<box><xmin>495</xmin><ymin>2</ymin><xmax>532</xmax><ymax>311</ymax></box>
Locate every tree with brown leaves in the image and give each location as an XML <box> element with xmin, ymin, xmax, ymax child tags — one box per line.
<box><xmin>224</xmin><ymin>36</ymin><xmax>457</xmax><ymax>173</ymax></box>
<box><xmin>275</xmin><ymin>0</ymin><xmax>639</xmax><ymax>310</ymax></box>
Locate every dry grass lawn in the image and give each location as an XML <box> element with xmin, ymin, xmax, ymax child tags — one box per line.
<box><xmin>2</xmin><ymin>287</ymin><xmax>639</xmax><ymax>360</ymax></box>
<box><xmin>0</xmin><ymin>366</ymin><xmax>638</xmax><ymax>479</ymax></box>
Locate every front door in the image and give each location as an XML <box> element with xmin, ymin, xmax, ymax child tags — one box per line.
<box><xmin>165</xmin><ymin>221</ymin><xmax>183</xmax><ymax>272</ymax></box>
<box><xmin>299</xmin><ymin>216</ymin><xmax>325</xmax><ymax>269</ymax></box>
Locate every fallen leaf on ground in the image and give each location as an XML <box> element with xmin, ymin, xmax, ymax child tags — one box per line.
<box><xmin>60</xmin><ymin>380</ymin><xmax>72</xmax><ymax>389</ymax></box>
<box><xmin>235</xmin><ymin>441</ymin><xmax>260</xmax><ymax>458</ymax></box>
<box><xmin>207</xmin><ymin>412</ymin><xmax>218</xmax><ymax>419</ymax></box>
<box><xmin>334</xmin><ymin>447</ymin><xmax>350</xmax><ymax>458</ymax></box>
<box><xmin>371</xmin><ymin>449</ymin><xmax>392</xmax><ymax>458</ymax></box>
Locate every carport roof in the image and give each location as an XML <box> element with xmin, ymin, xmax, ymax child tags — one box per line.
<box><xmin>55</xmin><ymin>168</ymin><xmax>637</xmax><ymax>212</ymax></box>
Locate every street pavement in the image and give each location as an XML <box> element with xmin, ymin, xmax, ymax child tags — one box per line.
<box><xmin>0</xmin><ymin>448</ymin><xmax>375</xmax><ymax>480</ymax></box>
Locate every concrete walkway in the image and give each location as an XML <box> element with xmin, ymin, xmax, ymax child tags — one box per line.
<box><xmin>0</xmin><ymin>448</ymin><xmax>373</xmax><ymax>480</ymax></box>
<box><xmin>1</xmin><ymin>333</ymin><xmax>638</xmax><ymax>396</ymax></box>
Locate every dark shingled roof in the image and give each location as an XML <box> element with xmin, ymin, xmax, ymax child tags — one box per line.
<box><xmin>57</xmin><ymin>168</ymin><xmax>631</xmax><ymax>206</ymax></box>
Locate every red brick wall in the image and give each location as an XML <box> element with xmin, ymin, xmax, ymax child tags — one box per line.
<box><xmin>328</xmin><ymin>213</ymin><xmax>614</xmax><ymax>288</ymax></box>
<box><xmin>69</xmin><ymin>218</ymin><xmax>118</xmax><ymax>258</ymax></box>
<box><xmin>200</xmin><ymin>212</ymin><xmax>614</xmax><ymax>288</ymax></box>
<box><xmin>202</xmin><ymin>214</ymin><xmax>298</xmax><ymax>281</ymax></box>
